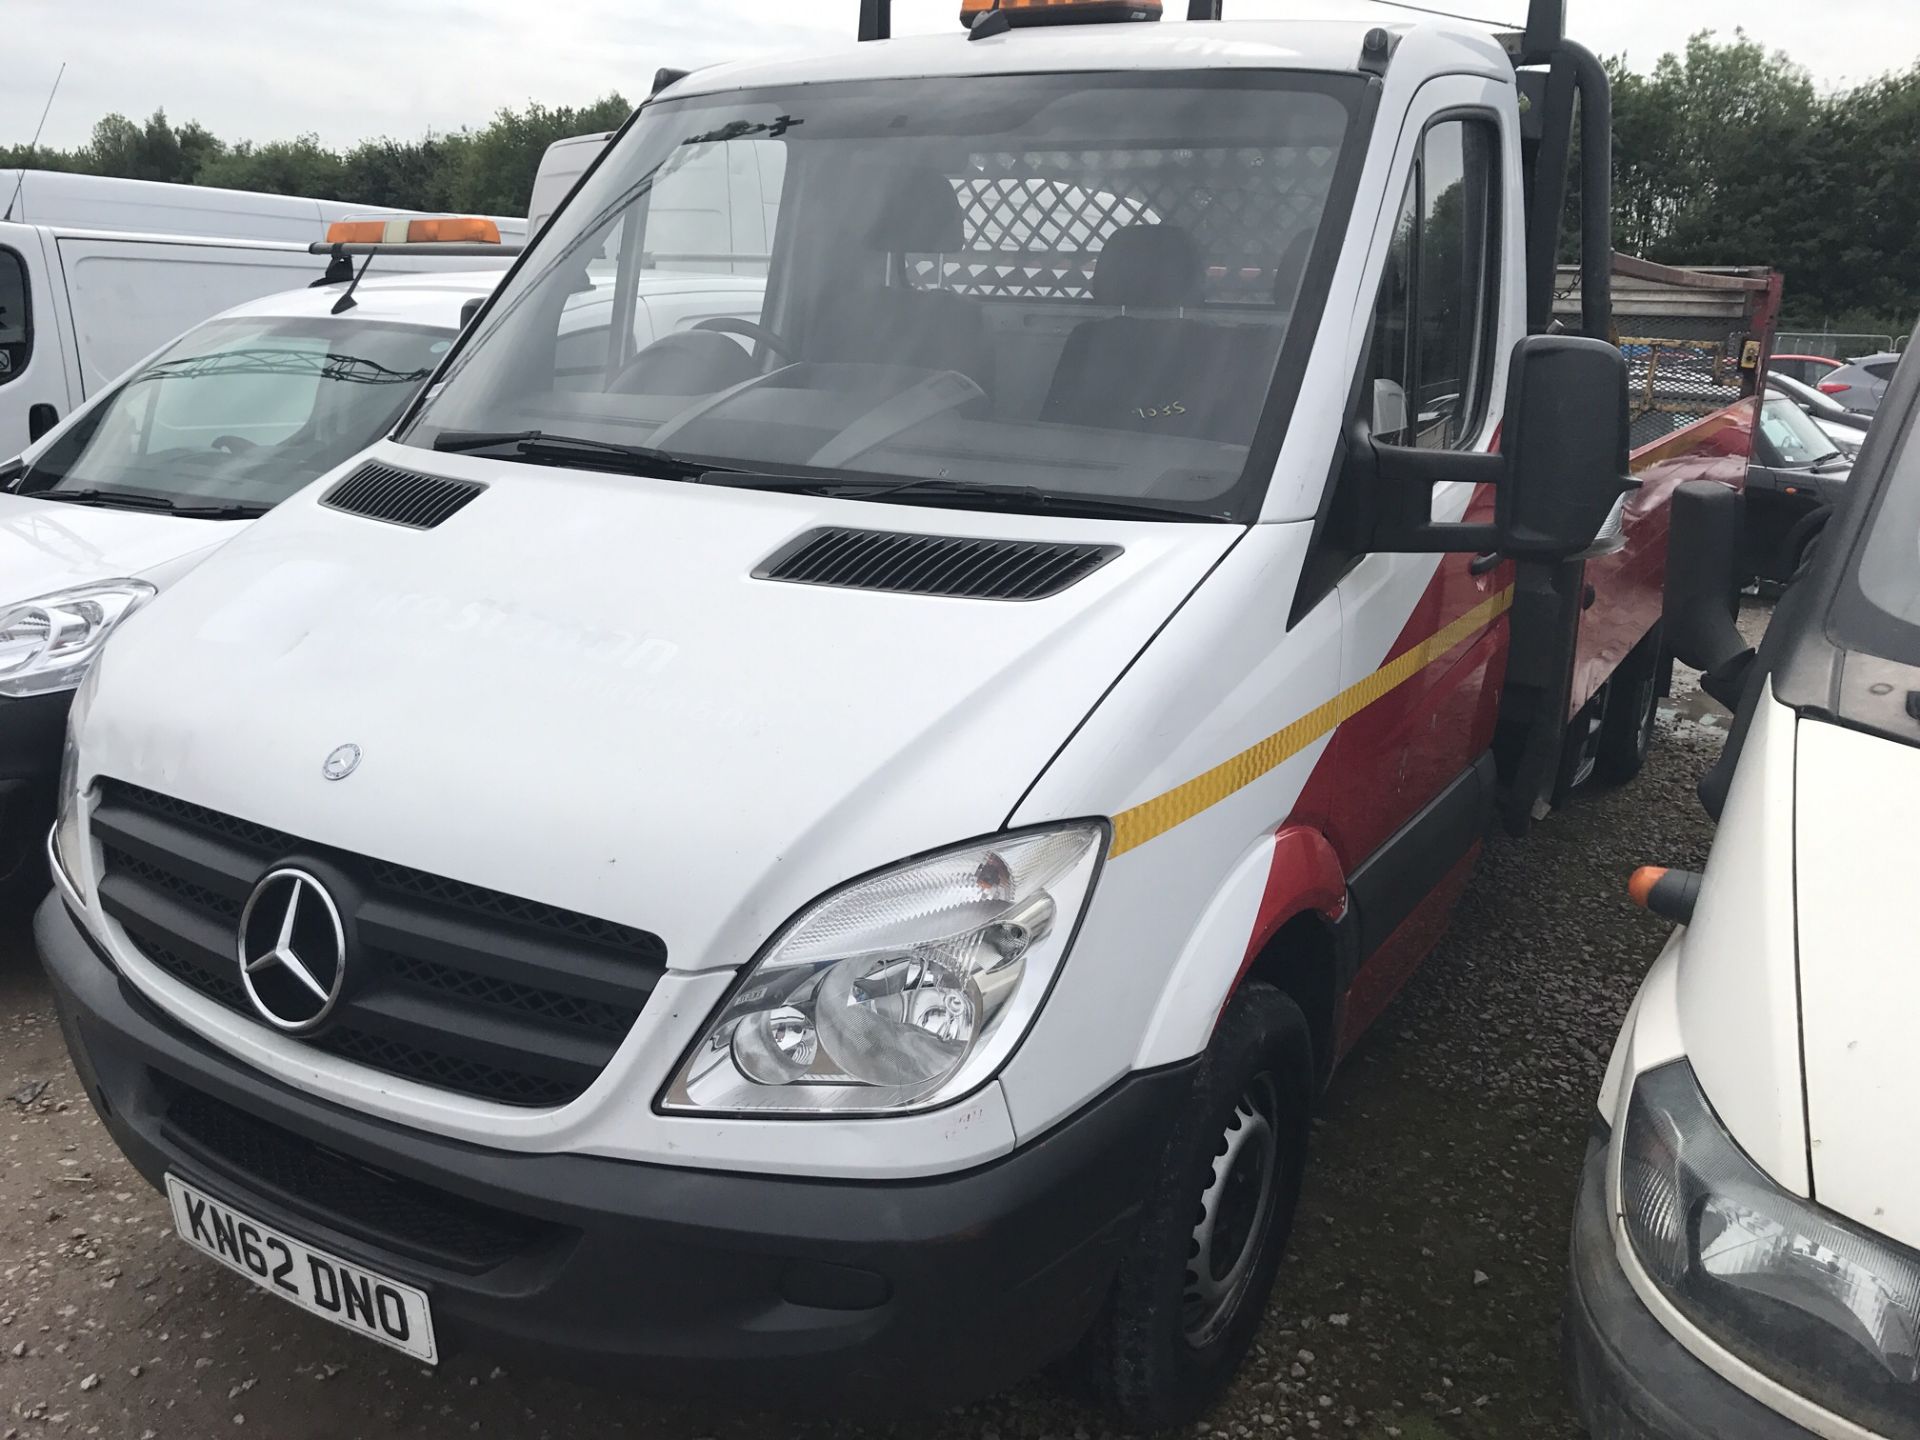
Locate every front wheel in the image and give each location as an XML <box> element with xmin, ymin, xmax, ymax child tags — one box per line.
<box><xmin>1079</xmin><ymin>982</ymin><xmax>1313</xmax><ymax>1429</ymax></box>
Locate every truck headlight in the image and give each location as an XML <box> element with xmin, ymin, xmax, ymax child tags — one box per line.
<box><xmin>0</xmin><ymin>581</ymin><xmax>155</xmax><ymax>698</ymax></box>
<box><xmin>1622</xmin><ymin>1060</ymin><xmax>1920</xmax><ymax>1434</ymax></box>
<box><xmin>662</xmin><ymin>824</ymin><xmax>1105</xmax><ymax>1116</ymax></box>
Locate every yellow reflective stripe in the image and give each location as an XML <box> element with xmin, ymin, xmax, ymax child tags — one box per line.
<box><xmin>1108</xmin><ymin>585</ymin><xmax>1515</xmax><ymax>857</ymax></box>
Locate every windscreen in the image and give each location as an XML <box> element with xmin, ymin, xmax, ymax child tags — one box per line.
<box><xmin>22</xmin><ymin>316</ymin><xmax>449</xmax><ymax>508</ymax></box>
<box><xmin>1758</xmin><ymin>394</ymin><xmax>1841</xmax><ymax>468</ymax></box>
<box><xmin>401</xmin><ymin>72</ymin><xmax>1366</xmax><ymax>520</ymax></box>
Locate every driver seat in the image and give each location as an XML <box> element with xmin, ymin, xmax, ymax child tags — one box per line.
<box><xmin>1041</xmin><ymin>223</ymin><xmax>1272</xmax><ymax>440</ymax></box>
<box><xmin>805</xmin><ymin>166</ymin><xmax>992</xmax><ymax>387</ymax></box>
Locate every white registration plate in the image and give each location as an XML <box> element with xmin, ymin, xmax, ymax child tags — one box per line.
<box><xmin>166</xmin><ymin>1175</ymin><xmax>437</xmax><ymax>1363</ymax></box>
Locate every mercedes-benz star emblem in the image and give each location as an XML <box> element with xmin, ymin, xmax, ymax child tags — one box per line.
<box><xmin>237</xmin><ymin>869</ymin><xmax>348</xmax><ymax>1032</ymax></box>
<box><xmin>322</xmin><ymin>744</ymin><xmax>362</xmax><ymax>781</ymax></box>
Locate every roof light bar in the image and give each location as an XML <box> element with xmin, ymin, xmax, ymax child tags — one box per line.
<box><xmin>859</xmin><ymin>0</ymin><xmax>1184</xmax><ymax>38</ymax></box>
<box><xmin>958</xmin><ymin>0</ymin><xmax>1161</xmax><ymax>24</ymax></box>
<box><xmin>324</xmin><ymin>217</ymin><xmax>501</xmax><ymax>246</ymax></box>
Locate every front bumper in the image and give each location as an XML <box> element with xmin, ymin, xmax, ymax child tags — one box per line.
<box><xmin>1565</xmin><ymin>1130</ymin><xmax>1814</xmax><ymax>1440</ymax></box>
<box><xmin>0</xmin><ymin>691</ymin><xmax>69</xmax><ymax>898</ymax></box>
<box><xmin>38</xmin><ymin>893</ymin><xmax>1190</xmax><ymax>1407</ymax></box>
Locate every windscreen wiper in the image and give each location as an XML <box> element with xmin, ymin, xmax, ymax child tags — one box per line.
<box><xmin>38</xmin><ymin>488</ymin><xmax>271</xmax><ymax>520</ymax></box>
<box><xmin>431</xmin><ymin>428</ymin><xmax>739</xmax><ymax>481</ymax></box>
<box><xmin>696</xmin><ymin>469</ymin><xmax>1211</xmax><ymax>522</ymax></box>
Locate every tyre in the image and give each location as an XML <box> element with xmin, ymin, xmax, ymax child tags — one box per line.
<box><xmin>1551</xmin><ymin>684</ymin><xmax>1608</xmax><ymax>806</ymax></box>
<box><xmin>1080</xmin><ymin>982</ymin><xmax>1314</xmax><ymax>1429</ymax></box>
<box><xmin>1593</xmin><ymin>627</ymin><xmax>1662</xmax><ymax>785</ymax></box>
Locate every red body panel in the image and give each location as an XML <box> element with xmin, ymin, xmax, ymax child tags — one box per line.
<box><xmin>1295</xmin><ymin>488</ymin><xmax>1509</xmax><ymax>874</ymax></box>
<box><xmin>1571</xmin><ymin>400</ymin><xmax>1758</xmax><ymax>715</ymax></box>
<box><xmin>1337</xmin><ymin>845</ymin><xmax>1479</xmax><ymax>1055</ymax></box>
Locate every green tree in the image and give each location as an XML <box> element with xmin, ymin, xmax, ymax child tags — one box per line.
<box><xmin>449</xmin><ymin>95</ymin><xmax>630</xmax><ymax>213</ymax></box>
<box><xmin>81</xmin><ymin>109</ymin><xmax>204</xmax><ymax>183</ymax></box>
<box><xmin>195</xmin><ymin>135</ymin><xmax>346</xmax><ymax>198</ymax></box>
<box><xmin>339</xmin><ymin>134</ymin><xmax>470</xmax><ymax>211</ymax></box>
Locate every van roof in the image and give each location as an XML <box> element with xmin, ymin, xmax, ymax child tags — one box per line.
<box><xmin>210</xmin><ymin>269</ymin><xmax>505</xmax><ymax>332</ymax></box>
<box><xmin>671</xmin><ymin>5</ymin><xmax>1507</xmax><ymax>98</ymax></box>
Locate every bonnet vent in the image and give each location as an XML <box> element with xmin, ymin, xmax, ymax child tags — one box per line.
<box><xmin>321</xmin><ymin>462</ymin><xmax>485</xmax><ymax>529</ymax></box>
<box><xmin>757</xmin><ymin>528</ymin><xmax>1120</xmax><ymax>601</ymax></box>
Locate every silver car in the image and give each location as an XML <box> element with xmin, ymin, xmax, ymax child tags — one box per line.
<box><xmin>1816</xmin><ymin>350</ymin><xmax>1902</xmax><ymax>414</ymax></box>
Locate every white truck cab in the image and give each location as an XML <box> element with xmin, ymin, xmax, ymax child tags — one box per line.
<box><xmin>1567</xmin><ymin>343</ymin><xmax>1920</xmax><ymax>1440</ymax></box>
<box><xmin>40</xmin><ymin>0</ymin><xmax>1699</xmax><ymax>1423</ymax></box>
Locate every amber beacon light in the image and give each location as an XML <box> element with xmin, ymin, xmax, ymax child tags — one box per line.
<box><xmin>324</xmin><ymin>217</ymin><xmax>502</xmax><ymax>246</ymax></box>
<box><xmin>958</xmin><ymin>0</ymin><xmax>1163</xmax><ymax>27</ymax></box>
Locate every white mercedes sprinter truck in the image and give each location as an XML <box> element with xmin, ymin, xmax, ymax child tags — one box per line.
<box><xmin>39</xmin><ymin>0</ymin><xmax>1709</xmax><ymax>1422</ymax></box>
<box><xmin>1566</xmin><ymin>346</ymin><xmax>1920</xmax><ymax>1438</ymax></box>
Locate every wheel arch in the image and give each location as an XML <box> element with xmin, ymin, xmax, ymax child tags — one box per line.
<box><xmin>1240</xmin><ymin>910</ymin><xmax>1345</xmax><ymax>1088</ymax></box>
<box><xmin>1132</xmin><ymin>825</ymin><xmax>1350</xmax><ymax>1085</ymax></box>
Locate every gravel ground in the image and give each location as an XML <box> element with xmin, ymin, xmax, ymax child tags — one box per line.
<box><xmin>0</xmin><ymin>604</ymin><xmax>1766</xmax><ymax>1440</ymax></box>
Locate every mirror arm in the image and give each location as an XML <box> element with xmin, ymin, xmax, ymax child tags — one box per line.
<box><xmin>1360</xmin><ymin>430</ymin><xmax>1504</xmax><ymax>553</ymax></box>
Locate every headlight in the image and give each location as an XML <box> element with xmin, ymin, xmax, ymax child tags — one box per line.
<box><xmin>0</xmin><ymin>581</ymin><xmax>156</xmax><ymax>698</ymax></box>
<box><xmin>662</xmin><ymin>824</ymin><xmax>1105</xmax><ymax>1116</ymax></box>
<box><xmin>1622</xmin><ymin>1060</ymin><xmax>1920</xmax><ymax>1434</ymax></box>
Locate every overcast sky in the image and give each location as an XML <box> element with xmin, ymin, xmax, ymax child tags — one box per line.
<box><xmin>6</xmin><ymin>0</ymin><xmax>1917</xmax><ymax>153</ymax></box>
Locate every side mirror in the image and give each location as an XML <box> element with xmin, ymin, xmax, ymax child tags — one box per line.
<box><xmin>1496</xmin><ymin>335</ymin><xmax>1633</xmax><ymax>557</ymax></box>
<box><xmin>1664</xmin><ymin>480</ymin><xmax>1755</xmax><ymax>709</ymax></box>
<box><xmin>27</xmin><ymin>402</ymin><xmax>59</xmax><ymax>443</ymax></box>
<box><xmin>1359</xmin><ymin>334</ymin><xmax>1632</xmax><ymax>559</ymax></box>
<box><xmin>459</xmin><ymin>296</ymin><xmax>486</xmax><ymax>329</ymax></box>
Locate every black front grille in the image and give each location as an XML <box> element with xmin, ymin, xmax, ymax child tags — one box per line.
<box><xmin>757</xmin><ymin>528</ymin><xmax>1120</xmax><ymax>601</ymax></box>
<box><xmin>93</xmin><ymin>781</ymin><xmax>667</xmax><ymax>1107</ymax></box>
<box><xmin>163</xmin><ymin>1088</ymin><xmax>557</xmax><ymax>1272</ymax></box>
<box><xmin>321</xmin><ymin>461</ymin><xmax>484</xmax><ymax>529</ymax></box>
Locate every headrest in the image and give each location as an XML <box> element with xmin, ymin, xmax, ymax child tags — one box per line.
<box><xmin>1090</xmin><ymin>224</ymin><xmax>1203</xmax><ymax>308</ymax></box>
<box><xmin>861</xmin><ymin>166</ymin><xmax>966</xmax><ymax>252</ymax></box>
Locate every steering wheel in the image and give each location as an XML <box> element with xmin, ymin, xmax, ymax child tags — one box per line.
<box><xmin>692</xmin><ymin>317</ymin><xmax>798</xmax><ymax>362</ymax></box>
<box><xmin>211</xmin><ymin>435</ymin><xmax>258</xmax><ymax>454</ymax></box>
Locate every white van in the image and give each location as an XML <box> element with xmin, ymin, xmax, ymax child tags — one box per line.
<box><xmin>527</xmin><ymin>133</ymin><xmax>612</xmax><ymax>235</ymax></box>
<box><xmin>1567</xmin><ymin>344</ymin><xmax>1920</xmax><ymax>1439</ymax></box>
<box><xmin>36</xmin><ymin>0</ymin><xmax>1725</xmax><ymax>1426</ymax></box>
<box><xmin>0</xmin><ymin>172</ymin><xmax>527</xmax><ymax>454</ymax></box>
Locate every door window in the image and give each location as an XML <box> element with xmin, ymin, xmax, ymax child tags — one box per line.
<box><xmin>1362</xmin><ymin>117</ymin><xmax>1501</xmax><ymax>452</ymax></box>
<box><xmin>0</xmin><ymin>246</ymin><xmax>29</xmax><ymax>384</ymax></box>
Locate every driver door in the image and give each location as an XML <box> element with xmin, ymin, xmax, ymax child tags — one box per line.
<box><xmin>1321</xmin><ymin>79</ymin><xmax>1518</xmax><ymax>1040</ymax></box>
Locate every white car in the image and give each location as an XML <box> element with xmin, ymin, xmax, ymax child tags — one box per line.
<box><xmin>0</xmin><ymin>169</ymin><xmax>526</xmax><ymax>454</ymax></box>
<box><xmin>0</xmin><ymin>266</ymin><xmax>501</xmax><ymax>906</ymax></box>
<box><xmin>1566</xmin><ymin>346</ymin><xmax>1920</xmax><ymax>1438</ymax></box>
